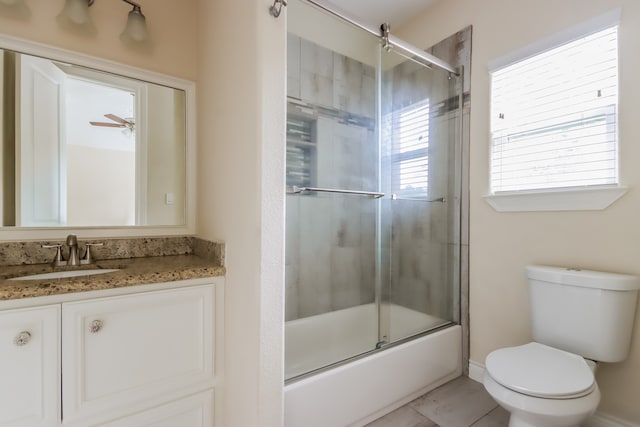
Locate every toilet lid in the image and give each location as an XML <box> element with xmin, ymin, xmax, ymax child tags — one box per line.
<box><xmin>485</xmin><ymin>342</ymin><xmax>595</xmax><ymax>399</ymax></box>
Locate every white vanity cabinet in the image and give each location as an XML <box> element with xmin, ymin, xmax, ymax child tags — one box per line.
<box><xmin>0</xmin><ymin>280</ymin><xmax>219</xmax><ymax>427</ymax></box>
<box><xmin>62</xmin><ymin>285</ymin><xmax>215</xmax><ymax>426</ymax></box>
<box><xmin>99</xmin><ymin>389</ymin><xmax>214</xmax><ymax>427</ymax></box>
<box><xmin>0</xmin><ymin>305</ymin><xmax>59</xmax><ymax>427</ymax></box>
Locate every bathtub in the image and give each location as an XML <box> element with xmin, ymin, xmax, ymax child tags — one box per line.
<box><xmin>284</xmin><ymin>303</ymin><xmax>462</xmax><ymax>427</ymax></box>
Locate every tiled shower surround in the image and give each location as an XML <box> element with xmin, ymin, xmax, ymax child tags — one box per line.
<box><xmin>285</xmin><ymin>32</ymin><xmax>463</xmax><ymax>323</ymax></box>
<box><xmin>286</xmin><ymin>34</ymin><xmax>377</xmax><ymax>321</ymax></box>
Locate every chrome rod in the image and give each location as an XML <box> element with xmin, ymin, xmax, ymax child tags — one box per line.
<box><xmin>301</xmin><ymin>0</ymin><xmax>380</xmax><ymax>38</ymax></box>
<box><xmin>388</xmin><ymin>34</ymin><xmax>458</xmax><ymax>75</ymax></box>
<box><xmin>300</xmin><ymin>0</ymin><xmax>459</xmax><ymax>75</ymax></box>
<box><xmin>289</xmin><ymin>186</ymin><xmax>385</xmax><ymax>198</ymax></box>
<box><xmin>391</xmin><ymin>194</ymin><xmax>446</xmax><ymax>203</ymax></box>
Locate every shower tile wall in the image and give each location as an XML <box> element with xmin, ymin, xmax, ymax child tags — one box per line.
<box><xmin>286</xmin><ymin>30</ymin><xmax>467</xmax><ymax>324</ymax></box>
<box><xmin>427</xmin><ymin>26</ymin><xmax>472</xmax><ymax>370</ymax></box>
<box><xmin>286</xmin><ymin>34</ymin><xmax>377</xmax><ymax>321</ymax></box>
<box><xmin>389</xmin><ymin>115</ymin><xmax>459</xmax><ymax>320</ymax></box>
<box><xmin>288</xmin><ymin>34</ymin><xmax>375</xmax><ymax>118</ymax></box>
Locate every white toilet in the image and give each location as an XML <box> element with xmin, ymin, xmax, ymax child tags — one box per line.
<box><xmin>483</xmin><ymin>265</ymin><xmax>640</xmax><ymax>427</ymax></box>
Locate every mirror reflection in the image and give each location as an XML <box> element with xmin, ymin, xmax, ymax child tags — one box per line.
<box><xmin>0</xmin><ymin>49</ymin><xmax>186</xmax><ymax>228</ymax></box>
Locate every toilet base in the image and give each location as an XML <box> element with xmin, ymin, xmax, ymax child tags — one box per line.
<box><xmin>508</xmin><ymin>414</ymin><xmax>579</xmax><ymax>427</ymax></box>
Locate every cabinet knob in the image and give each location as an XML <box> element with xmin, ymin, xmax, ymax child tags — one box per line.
<box><xmin>14</xmin><ymin>331</ymin><xmax>32</xmax><ymax>346</ymax></box>
<box><xmin>89</xmin><ymin>320</ymin><xmax>103</xmax><ymax>333</ymax></box>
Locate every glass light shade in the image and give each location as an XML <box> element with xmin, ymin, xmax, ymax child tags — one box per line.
<box><xmin>58</xmin><ymin>0</ymin><xmax>91</xmax><ymax>25</ymax></box>
<box><xmin>121</xmin><ymin>9</ymin><xmax>148</xmax><ymax>42</ymax></box>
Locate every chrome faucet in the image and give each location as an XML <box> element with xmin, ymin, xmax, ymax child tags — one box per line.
<box><xmin>66</xmin><ymin>234</ymin><xmax>80</xmax><ymax>266</ymax></box>
<box><xmin>42</xmin><ymin>234</ymin><xmax>103</xmax><ymax>267</ymax></box>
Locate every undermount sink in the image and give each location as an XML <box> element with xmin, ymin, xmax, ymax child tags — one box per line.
<box><xmin>9</xmin><ymin>269</ymin><xmax>120</xmax><ymax>281</ymax></box>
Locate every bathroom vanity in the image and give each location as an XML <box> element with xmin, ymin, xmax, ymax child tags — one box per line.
<box><xmin>0</xmin><ymin>27</ymin><xmax>223</xmax><ymax>426</ymax></box>
<box><xmin>0</xmin><ymin>239</ymin><xmax>225</xmax><ymax>427</ymax></box>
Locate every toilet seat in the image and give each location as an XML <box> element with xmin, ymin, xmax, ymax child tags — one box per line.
<box><xmin>485</xmin><ymin>342</ymin><xmax>595</xmax><ymax>399</ymax></box>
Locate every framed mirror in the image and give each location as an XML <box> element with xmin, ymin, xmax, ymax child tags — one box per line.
<box><xmin>0</xmin><ymin>34</ymin><xmax>195</xmax><ymax>239</ymax></box>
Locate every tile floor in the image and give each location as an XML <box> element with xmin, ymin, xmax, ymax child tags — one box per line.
<box><xmin>365</xmin><ymin>377</ymin><xmax>509</xmax><ymax>427</ymax></box>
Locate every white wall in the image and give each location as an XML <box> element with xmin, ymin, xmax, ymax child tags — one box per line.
<box><xmin>196</xmin><ymin>0</ymin><xmax>285</xmax><ymax>426</ymax></box>
<box><xmin>65</xmin><ymin>78</ymin><xmax>136</xmax><ymax>226</ymax></box>
<box><xmin>398</xmin><ymin>0</ymin><xmax>640</xmax><ymax>423</ymax></box>
<box><xmin>67</xmin><ymin>145</ymin><xmax>135</xmax><ymax>226</ymax></box>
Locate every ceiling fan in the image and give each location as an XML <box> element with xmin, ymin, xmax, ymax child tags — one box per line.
<box><xmin>90</xmin><ymin>114</ymin><xmax>135</xmax><ymax>132</ymax></box>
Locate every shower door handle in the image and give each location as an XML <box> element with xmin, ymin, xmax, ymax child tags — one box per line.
<box><xmin>288</xmin><ymin>186</ymin><xmax>385</xmax><ymax>199</ymax></box>
<box><xmin>390</xmin><ymin>194</ymin><xmax>446</xmax><ymax>203</ymax></box>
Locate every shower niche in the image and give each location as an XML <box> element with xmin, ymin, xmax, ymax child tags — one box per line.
<box><xmin>286</xmin><ymin>102</ymin><xmax>317</xmax><ymax>189</ymax></box>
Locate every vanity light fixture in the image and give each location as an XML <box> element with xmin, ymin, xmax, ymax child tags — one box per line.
<box><xmin>57</xmin><ymin>0</ymin><xmax>148</xmax><ymax>42</ymax></box>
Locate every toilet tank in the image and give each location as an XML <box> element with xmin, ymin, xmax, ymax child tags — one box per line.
<box><xmin>527</xmin><ymin>265</ymin><xmax>640</xmax><ymax>363</ymax></box>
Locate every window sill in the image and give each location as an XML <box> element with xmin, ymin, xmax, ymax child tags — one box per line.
<box><xmin>484</xmin><ymin>186</ymin><xmax>628</xmax><ymax>212</ymax></box>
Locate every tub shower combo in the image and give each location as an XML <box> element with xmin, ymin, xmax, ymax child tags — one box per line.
<box><xmin>284</xmin><ymin>1</ymin><xmax>465</xmax><ymax>425</ymax></box>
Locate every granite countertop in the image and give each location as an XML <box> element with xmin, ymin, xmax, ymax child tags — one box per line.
<box><xmin>0</xmin><ymin>255</ymin><xmax>225</xmax><ymax>301</ymax></box>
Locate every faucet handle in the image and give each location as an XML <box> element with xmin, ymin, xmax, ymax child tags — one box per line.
<box><xmin>81</xmin><ymin>243</ymin><xmax>104</xmax><ymax>265</ymax></box>
<box><xmin>42</xmin><ymin>244</ymin><xmax>65</xmax><ymax>267</ymax></box>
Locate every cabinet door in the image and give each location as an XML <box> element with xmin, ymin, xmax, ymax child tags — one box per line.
<box><xmin>99</xmin><ymin>390</ymin><xmax>213</xmax><ymax>427</ymax></box>
<box><xmin>62</xmin><ymin>285</ymin><xmax>215</xmax><ymax>425</ymax></box>
<box><xmin>0</xmin><ymin>305</ymin><xmax>59</xmax><ymax>427</ymax></box>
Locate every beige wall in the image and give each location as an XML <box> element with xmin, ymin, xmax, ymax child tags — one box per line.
<box><xmin>196</xmin><ymin>0</ymin><xmax>285</xmax><ymax>426</ymax></box>
<box><xmin>0</xmin><ymin>0</ymin><xmax>197</xmax><ymax>80</ymax></box>
<box><xmin>399</xmin><ymin>0</ymin><xmax>640</xmax><ymax>423</ymax></box>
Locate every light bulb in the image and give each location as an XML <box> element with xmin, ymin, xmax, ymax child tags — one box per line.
<box><xmin>58</xmin><ymin>0</ymin><xmax>91</xmax><ymax>25</ymax></box>
<box><xmin>121</xmin><ymin>7</ymin><xmax>148</xmax><ymax>42</ymax></box>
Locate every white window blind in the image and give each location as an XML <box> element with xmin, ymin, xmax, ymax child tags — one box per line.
<box><xmin>490</xmin><ymin>26</ymin><xmax>618</xmax><ymax>193</ymax></box>
<box><xmin>388</xmin><ymin>101</ymin><xmax>430</xmax><ymax>197</ymax></box>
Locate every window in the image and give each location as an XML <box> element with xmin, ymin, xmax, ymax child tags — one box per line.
<box><xmin>490</xmin><ymin>26</ymin><xmax>619</xmax><ymax>194</ymax></box>
<box><xmin>388</xmin><ymin>101</ymin><xmax>430</xmax><ymax>198</ymax></box>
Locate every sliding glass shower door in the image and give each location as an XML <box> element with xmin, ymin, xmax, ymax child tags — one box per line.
<box><xmin>379</xmin><ymin>49</ymin><xmax>461</xmax><ymax>346</ymax></box>
<box><xmin>285</xmin><ymin>0</ymin><xmax>461</xmax><ymax>381</ymax></box>
<box><xmin>285</xmin><ymin>1</ymin><xmax>381</xmax><ymax>379</ymax></box>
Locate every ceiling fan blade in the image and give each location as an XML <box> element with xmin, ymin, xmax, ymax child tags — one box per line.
<box><xmin>90</xmin><ymin>121</ymin><xmax>125</xmax><ymax>128</ymax></box>
<box><xmin>104</xmin><ymin>113</ymin><xmax>128</xmax><ymax>124</ymax></box>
